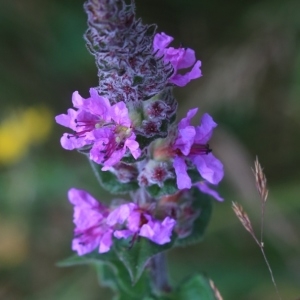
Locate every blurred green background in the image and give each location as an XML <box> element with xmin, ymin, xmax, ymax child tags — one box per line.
<box><xmin>0</xmin><ymin>0</ymin><xmax>300</xmax><ymax>299</ymax></box>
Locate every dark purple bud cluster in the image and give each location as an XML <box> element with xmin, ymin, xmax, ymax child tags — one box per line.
<box><xmin>84</xmin><ymin>0</ymin><xmax>173</xmax><ymax>104</ymax></box>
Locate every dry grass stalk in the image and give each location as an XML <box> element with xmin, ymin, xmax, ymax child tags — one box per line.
<box><xmin>253</xmin><ymin>157</ymin><xmax>268</xmax><ymax>246</ymax></box>
<box><xmin>231</xmin><ymin>157</ymin><xmax>281</xmax><ymax>300</ymax></box>
<box><xmin>209</xmin><ymin>279</ymin><xmax>223</xmax><ymax>300</ymax></box>
<box><xmin>253</xmin><ymin>156</ymin><xmax>268</xmax><ymax>203</ymax></box>
<box><xmin>232</xmin><ymin>201</ymin><xmax>260</xmax><ymax>246</ymax></box>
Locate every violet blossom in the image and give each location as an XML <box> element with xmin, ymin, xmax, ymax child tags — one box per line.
<box><xmin>56</xmin><ymin>90</ymin><xmax>141</xmax><ymax>169</ymax></box>
<box><xmin>107</xmin><ymin>203</ymin><xmax>176</xmax><ymax>245</ymax></box>
<box><xmin>173</xmin><ymin>109</ymin><xmax>223</xmax><ymax>189</ymax></box>
<box><xmin>68</xmin><ymin>188</ymin><xmax>113</xmax><ymax>255</ymax></box>
<box><xmin>155</xmin><ymin>108</ymin><xmax>224</xmax><ymax>190</ymax></box>
<box><xmin>90</xmin><ymin>101</ymin><xmax>141</xmax><ymax>170</ymax></box>
<box><xmin>153</xmin><ymin>32</ymin><xmax>202</xmax><ymax>87</ymax></box>
<box><xmin>55</xmin><ymin>88</ymin><xmax>111</xmax><ymax>150</ymax></box>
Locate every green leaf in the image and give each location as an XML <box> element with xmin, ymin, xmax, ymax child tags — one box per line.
<box><xmin>174</xmin><ymin>274</ymin><xmax>217</xmax><ymax>300</ymax></box>
<box><xmin>176</xmin><ymin>188</ymin><xmax>213</xmax><ymax>246</ymax></box>
<box><xmin>95</xmin><ymin>260</ymin><xmax>152</xmax><ymax>298</ymax></box>
<box><xmin>89</xmin><ymin>160</ymin><xmax>139</xmax><ymax>194</ymax></box>
<box><xmin>58</xmin><ymin>250</ymin><xmax>152</xmax><ymax>299</ymax></box>
<box><xmin>114</xmin><ymin>235</ymin><xmax>176</xmax><ymax>285</ymax></box>
<box><xmin>147</xmin><ymin>178</ymin><xmax>179</xmax><ymax>198</ymax></box>
<box><xmin>57</xmin><ymin>250</ymin><xmax>115</xmax><ymax>267</ymax></box>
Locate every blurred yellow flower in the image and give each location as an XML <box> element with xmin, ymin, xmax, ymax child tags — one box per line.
<box><xmin>0</xmin><ymin>106</ymin><xmax>53</xmax><ymax>165</ymax></box>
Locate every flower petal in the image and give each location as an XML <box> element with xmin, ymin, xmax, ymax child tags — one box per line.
<box><xmin>194</xmin><ymin>113</ymin><xmax>217</xmax><ymax>144</ymax></box>
<box><xmin>173</xmin><ymin>156</ymin><xmax>192</xmax><ymax>189</ymax></box>
<box><xmin>192</xmin><ymin>153</ymin><xmax>224</xmax><ymax>185</ymax></box>
<box><xmin>99</xmin><ymin>229</ymin><xmax>113</xmax><ymax>253</ymax></box>
<box><xmin>153</xmin><ymin>32</ymin><xmax>174</xmax><ymax>54</ymax></box>
<box><xmin>170</xmin><ymin>60</ymin><xmax>202</xmax><ymax>87</ymax></box>
<box><xmin>110</xmin><ymin>102</ymin><xmax>131</xmax><ymax>126</ymax></box>
<box><xmin>196</xmin><ymin>181</ymin><xmax>224</xmax><ymax>201</ymax></box>
<box><xmin>106</xmin><ymin>203</ymin><xmax>136</xmax><ymax>226</ymax></box>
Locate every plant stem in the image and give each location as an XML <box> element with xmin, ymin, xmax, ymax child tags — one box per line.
<box><xmin>150</xmin><ymin>253</ymin><xmax>171</xmax><ymax>294</ymax></box>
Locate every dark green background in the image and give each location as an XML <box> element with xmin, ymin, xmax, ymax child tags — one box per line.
<box><xmin>0</xmin><ymin>0</ymin><xmax>300</xmax><ymax>299</ymax></box>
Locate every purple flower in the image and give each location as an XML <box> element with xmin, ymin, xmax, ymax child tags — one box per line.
<box><xmin>196</xmin><ymin>181</ymin><xmax>224</xmax><ymax>202</ymax></box>
<box><xmin>107</xmin><ymin>203</ymin><xmax>176</xmax><ymax>245</ymax></box>
<box><xmin>68</xmin><ymin>188</ymin><xmax>113</xmax><ymax>255</ymax></box>
<box><xmin>55</xmin><ymin>88</ymin><xmax>111</xmax><ymax>150</ymax></box>
<box><xmin>90</xmin><ymin>102</ymin><xmax>141</xmax><ymax>170</ymax></box>
<box><xmin>165</xmin><ymin>109</ymin><xmax>224</xmax><ymax>190</ymax></box>
<box><xmin>153</xmin><ymin>32</ymin><xmax>202</xmax><ymax>87</ymax></box>
<box><xmin>56</xmin><ymin>90</ymin><xmax>141</xmax><ymax>169</ymax></box>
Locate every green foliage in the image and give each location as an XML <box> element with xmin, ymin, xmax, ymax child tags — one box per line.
<box><xmin>58</xmin><ymin>249</ymin><xmax>152</xmax><ymax>299</ymax></box>
<box><xmin>171</xmin><ymin>274</ymin><xmax>217</xmax><ymax>300</ymax></box>
<box><xmin>89</xmin><ymin>160</ymin><xmax>139</xmax><ymax>194</ymax></box>
<box><xmin>147</xmin><ymin>178</ymin><xmax>179</xmax><ymax>198</ymax></box>
<box><xmin>114</xmin><ymin>235</ymin><xmax>176</xmax><ymax>285</ymax></box>
<box><xmin>176</xmin><ymin>188</ymin><xmax>213</xmax><ymax>247</ymax></box>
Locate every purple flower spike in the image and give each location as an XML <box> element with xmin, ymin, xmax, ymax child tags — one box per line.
<box><xmin>68</xmin><ymin>188</ymin><xmax>113</xmax><ymax>255</ymax></box>
<box><xmin>170</xmin><ymin>109</ymin><xmax>224</xmax><ymax>189</ymax></box>
<box><xmin>153</xmin><ymin>32</ymin><xmax>202</xmax><ymax>87</ymax></box>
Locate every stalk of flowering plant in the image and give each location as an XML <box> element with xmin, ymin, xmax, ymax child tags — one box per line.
<box><xmin>56</xmin><ymin>0</ymin><xmax>224</xmax><ymax>299</ymax></box>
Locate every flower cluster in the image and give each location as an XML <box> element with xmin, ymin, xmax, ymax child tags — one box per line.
<box><xmin>153</xmin><ymin>108</ymin><xmax>223</xmax><ymax>190</ymax></box>
<box><xmin>69</xmin><ymin>188</ymin><xmax>176</xmax><ymax>255</ymax></box>
<box><xmin>56</xmin><ymin>0</ymin><xmax>224</xmax><ymax>256</ymax></box>
<box><xmin>153</xmin><ymin>32</ymin><xmax>202</xmax><ymax>87</ymax></box>
<box><xmin>55</xmin><ymin>89</ymin><xmax>140</xmax><ymax>169</ymax></box>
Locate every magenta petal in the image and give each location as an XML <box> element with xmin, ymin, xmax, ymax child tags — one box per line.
<box><xmin>178</xmin><ymin>108</ymin><xmax>198</xmax><ymax>129</ymax></box>
<box><xmin>126</xmin><ymin>211</ymin><xmax>142</xmax><ymax>232</ymax></box>
<box><xmin>72</xmin><ymin>91</ymin><xmax>84</xmax><ymax>108</ymax></box>
<box><xmin>55</xmin><ymin>109</ymin><xmax>78</xmax><ymax>130</ymax></box>
<box><xmin>192</xmin><ymin>153</ymin><xmax>224</xmax><ymax>185</ymax></box>
<box><xmin>114</xmin><ymin>229</ymin><xmax>133</xmax><ymax>239</ymax></box>
<box><xmin>139</xmin><ymin>223</ymin><xmax>155</xmax><ymax>239</ymax></box>
<box><xmin>153</xmin><ymin>217</ymin><xmax>176</xmax><ymax>244</ymax></box>
<box><xmin>60</xmin><ymin>133</ymin><xmax>76</xmax><ymax>150</ymax></box>
<box><xmin>188</xmin><ymin>60</ymin><xmax>202</xmax><ymax>79</ymax></box>
<box><xmin>99</xmin><ymin>230</ymin><xmax>113</xmax><ymax>253</ymax></box>
<box><xmin>196</xmin><ymin>182</ymin><xmax>224</xmax><ymax>201</ymax></box>
<box><xmin>55</xmin><ymin>113</ymin><xmax>71</xmax><ymax>128</ymax></box>
<box><xmin>153</xmin><ymin>32</ymin><xmax>174</xmax><ymax>53</ymax></box>
<box><xmin>68</xmin><ymin>188</ymin><xmax>106</xmax><ymax>230</ymax></box>
<box><xmin>125</xmin><ymin>136</ymin><xmax>141</xmax><ymax>159</ymax></box>
<box><xmin>139</xmin><ymin>217</ymin><xmax>176</xmax><ymax>245</ymax></box>
<box><xmin>194</xmin><ymin>113</ymin><xmax>217</xmax><ymax>144</ymax></box>
<box><xmin>110</xmin><ymin>102</ymin><xmax>131</xmax><ymax>126</ymax></box>
<box><xmin>101</xmin><ymin>149</ymin><xmax>125</xmax><ymax>171</ymax></box>
<box><xmin>72</xmin><ymin>236</ymin><xmax>99</xmax><ymax>256</ymax></box>
<box><xmin>173</xmin><ymin>156</ymin><xmax>192</xmax><ymax>189</ymax></box>
<box><xmin>106</xmin><ymin>203</ymin><xmax>136</xmax><ymax>226</ymax></box>
<box><xmin>177</xmin><ymin>48</ymin><xmax>197</xmax><ymax>69</ymax></box>
<box><xmin>87</xmin><ymin>89</ymin><xmax>111</xmax><ymax>120</ymax></box>
<box><xmin>175</xmin><ymin>126</ymin><xmax>196</xmax><ymax>156</ymax></box>
<box><xmin>68</xmin><ymin>188</ymin><xmax>101</xmax><ymax>208</ymax></box>
<box><xmin>170</xmin><ymin>60</ymin><xmax>202</xmax><ymax>87</ymax></box>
